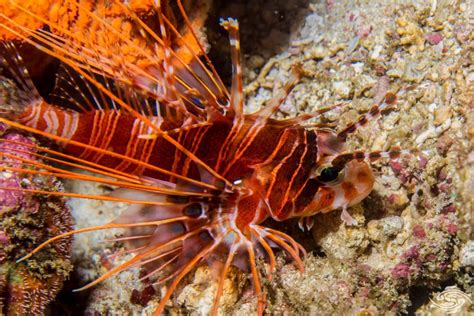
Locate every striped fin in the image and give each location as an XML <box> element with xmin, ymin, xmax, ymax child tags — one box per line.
<box><xmin>117</xmin><ymin>0</ymin><xmax>230</xmax><ymax>118</ymax></box>
<box><xmin>330</xmin><ymin>146</ymin><xmax>430</xmax><ymax>171</ymax></box>
<box><xmin>0</xmin><ymin>137</ymin><xmax>216</xmax><ymax>199</ymax></box>
<box><xmin>0</xmin><ymin>51</ymin><xmax>226</xmax><ymax>194</ymax></box>
<box><xmin>1</xmin><ymin>0</ymin><xmax>229</xmax><ymax>121</ymax></box>
<box><xmin>50</xmin><ymin>65</ymin><xmax>120</xmax><ymax>112</ymax></box>
<box><xmin>50</xmin><ymin>64</ymin><xmax>186</xmax><ymax>125</ymax></box>
<box><xmin>253</xmin><ymin>63</ymin><xmax>303</xmax><ymax>120</ymax></box>
<box><xmin>337</xmin><ymin>92</ymin><xmax>398</xmax><ymax>140</ymax></box>
<box><xmin>220</xmin><ymin>18</ymin><xmax>244</xmax><ymax>118</ymax></box>
<box><xmin>0</xmin><ymin>1</ymin><xmax>184</xmax><ymax>117</ymax></box>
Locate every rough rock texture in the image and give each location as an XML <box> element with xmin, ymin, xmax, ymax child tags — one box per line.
<box><xmin>236</xmin><ymin>0</ymin><xmax>472</xmax><ymax>314</ymax></box>
<box><xmin>0</xmin><ymin>121</ymin><xmax>72</xmax><ymax>315</ymax></box>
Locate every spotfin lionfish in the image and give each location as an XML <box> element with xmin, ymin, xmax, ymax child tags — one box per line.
<box><xmin>0</xmin><ymin>0</ymin><xmax>417</xmax><ymax>314</ymax></box>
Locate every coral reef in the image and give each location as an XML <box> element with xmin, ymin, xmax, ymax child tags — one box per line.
<box><xmin>0</xmin><ymin>110</ymin><xmax>72</xmax><ymax>313</ymax></box>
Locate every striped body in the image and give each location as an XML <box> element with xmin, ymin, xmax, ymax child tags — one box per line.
<box><xmin>19</xmin><ymin>103</ymin><xmax>327</xmax><ymax>225</ymax></box>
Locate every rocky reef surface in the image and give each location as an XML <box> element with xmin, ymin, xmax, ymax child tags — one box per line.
<box><xmin>240</xmin><ymin>0</ymin><xmax>472</xmax><ymax>314</ymax></box>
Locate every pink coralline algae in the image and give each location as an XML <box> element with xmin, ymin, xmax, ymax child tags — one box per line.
<box><xmin>412</xmin><ymin>225</ymin><xmax>426</xmax><ymax>239</ymax></box>
<box><xmin>389</xmin><ymin>160</ymin><xmax>412</xmax><ymax>184</ymax></box>
<box><xmin>391</xmin><ymin>263</ymin><xmax>412</xmax><ymax>280</ymax></box>
<box><xmin>402</xmin><ymin>246</ymin><xmax>420</xmax><ymax>260</ymax></box>
<box><xmin>425</xmin><ymin>32</ymin><xmax>443</xmax><ymax>45</ymax></box>
<box><xmin>0</xmin><ymin>127</ymin><xmax>38</xmax><ymax>215</ymax></box>
<box><xmin>388</xmin><ymin>213</ymin><xmax>459</xmax><ymax>285</ymax></box>
<box><xmin>0</xmin><ymin>124</ymin><xmax>73</xmax><ymax>315</ymax></box>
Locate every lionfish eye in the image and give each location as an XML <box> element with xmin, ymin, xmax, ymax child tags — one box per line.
<box><xmin>317</xmin><ymin>166</ymin><xmax>340</xmax><ymax>183</ymax></box>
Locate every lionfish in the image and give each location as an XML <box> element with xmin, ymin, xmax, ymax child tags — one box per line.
<box><xmin>0</xmin><ymin>0</ymin><xmax>410</xmax><ymax>314</ymax></box>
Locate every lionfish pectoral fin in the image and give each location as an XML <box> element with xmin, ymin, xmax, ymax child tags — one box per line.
<box><xmin>246</xmin><ymin>240</ymin><xmax>266</xmax><ymax>315</ymax></box>
<box><xmin>208</xmin><ymin>243</ymin><xmax>238</xmax><ymax>316</ymax></box>
<box><xmin>136</xmin><ymin>176</ymin><xmax>177</xmax><ymax>189</ymax></box>
<box><xmin>149</xmin><ymin>216</ymin><xmax>236</xmax><ymax>315</ymax></box>
<box><xmin>237</xmin><ymin>224</ymin><xmax>311</xmax><ymax>314</ymax></box>
<box><xmin>297</xmin><ymin>216</ymin><xmax>315</xmax><ymax>232</ymax></box>
<box><xmin>70</xmin><ymin>197</ymin><xmax>214</xmax><ymax>294</ymax></box>
<box><xmin>340</xmin><ymin>205</ymin><xmax>357</xmax><ymax>226</ymax></box>
<box><xmin>208</xmin><ymin>229</ymin><xmax>268</xmax><ymax>315</ymax></box>
<box><xmin>15</xmin><ymin>216</ymin><xmax>187</xmax><ymax>263</ymax></box>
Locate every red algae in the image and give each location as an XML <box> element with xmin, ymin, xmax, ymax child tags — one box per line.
<box><xmin>412</xmin><ymin>225</ymin><xmax>426</xmax><ymax>239</ymax></box>
<box><xmin>391</xmin><ymin>263</ymin><xmax>412</xmax><ymax>280</ymax></box>
<box><xmin>425</xmin><ymin>32</ymin><xmax>443</xmax><ymax>45</ymax></box>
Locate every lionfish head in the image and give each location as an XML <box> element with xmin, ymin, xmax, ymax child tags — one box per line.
<box><xmin>313</xmin><ymin>159</ymin><xmax>375</xmax><ymax>213</ymax></box>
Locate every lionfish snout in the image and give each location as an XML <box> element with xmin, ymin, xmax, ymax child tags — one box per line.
<box><xmin>337</xmin><ymin>160</ymin><xmax>375</xmax><ymax>206</ymax></box>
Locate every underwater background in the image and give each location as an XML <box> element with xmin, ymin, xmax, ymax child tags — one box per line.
<box><xmin>0</xmin><ymin>0</ymin><xmax>472</xmax><ymax>314</ymax></box>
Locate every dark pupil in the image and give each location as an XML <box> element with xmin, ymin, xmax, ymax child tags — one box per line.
<box><xmin>318</xmin><ymin>167</ymin><xmax>339</xmax><ymax>182</ymax></box>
